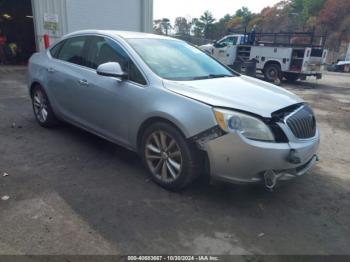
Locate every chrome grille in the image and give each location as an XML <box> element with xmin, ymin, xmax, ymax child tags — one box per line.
<box><xmin>286</xmin><ymin>106</ymin><xmax>316</xmax><ymax>139</ymax></box>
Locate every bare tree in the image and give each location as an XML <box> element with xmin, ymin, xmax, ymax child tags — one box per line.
<box><xmin>160</xmin><ymin>18</ymin><xmax>172</xmax><ymax>35</ymax></box>
<box><xmin>174</xmin><ymin>17</ymin><xmax>191</xmax><ymax>35</ymax></box>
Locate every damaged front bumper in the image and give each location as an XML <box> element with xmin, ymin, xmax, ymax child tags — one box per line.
<box><xmin>200</xmin><ymin>128</ymin><xmax>320</xmax><ymax>188</ymax></box>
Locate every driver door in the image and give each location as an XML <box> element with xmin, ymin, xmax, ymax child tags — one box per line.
<box><xmin>70</xmin><ymin>36</ymin><xmax>147</xmax><ymax>145</ymax></box>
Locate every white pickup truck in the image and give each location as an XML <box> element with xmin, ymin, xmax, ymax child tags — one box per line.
<box><xmin>200</xmin><ymin>33</ymin><xmax>328</xmax><ymax>82</ymax></box>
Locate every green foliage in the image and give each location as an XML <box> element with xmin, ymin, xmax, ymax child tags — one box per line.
<box><xmin>291</xmin><ymin>0</ymin><xmax>304</xmax><ymax>13</ymax></box>
<box><xmin>153</xmin><ymin>18</ymin><xmax>172</xmax><ymax>35</ymax></box>
<box><xmin>191</xmin><ymin>18</ymin><xmax>203</xmax><ymax>38</ymax></box>
<box><xmin>192</xmin><ymin>10</ymin><xmax>216</xmax><ymax>38</ymax></box>
<box><xmin>290</xmin><ymin>0</ymin><xmax>326</xmax><ymax>27</ymax></box>
<box><xmin>235</xmin><ymin>7</ymin><xmax>252</xmax><ymax>26</ymax></box>
<box><xmin>303</xmin><ymin>0</ymin><xmax>326</xmax><ymax>16</ymax></box>
<box><xmin>200</xmin><ymin>10</ymin><xmax>216</xmax><ymax>25</ymax></box>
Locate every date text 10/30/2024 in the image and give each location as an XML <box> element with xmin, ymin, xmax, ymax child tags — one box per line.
<box><xmin>127</xmin><ymin>256</ymin><xmax>220</xmax><ymax>261</ymax></box>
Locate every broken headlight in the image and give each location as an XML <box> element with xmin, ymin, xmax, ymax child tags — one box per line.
<box><xmin>213</xmin><ymin>108</ymin><xmax>275</xmax><ymax>142</ymax></box>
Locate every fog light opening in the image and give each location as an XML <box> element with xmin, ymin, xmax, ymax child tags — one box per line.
<box><xmin>287</xmin><ymin>149</ymin><xmax>301</xmax><ymax>164</ymax></box>
<box><xmin>264</xmin><ymin>170</ymin><xmax>277</xmax><ymax>191</ymax></box>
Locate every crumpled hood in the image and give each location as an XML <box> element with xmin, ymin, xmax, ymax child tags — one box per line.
<box><xmin>163</xmin><ymin>75</ymin><xmax>303</xmax><ymax>118</ymax></box>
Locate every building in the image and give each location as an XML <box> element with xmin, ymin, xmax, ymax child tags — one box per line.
<box><xmin>0</xmin><ymin>0</ymin><xmax>153</xmax><ymax>64</ymax></box>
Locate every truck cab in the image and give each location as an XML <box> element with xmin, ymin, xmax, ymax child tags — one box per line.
<box><xmin>200</xmin><ymin>34</ymin><xmax>245</xmax><ymax>65</ymax></box>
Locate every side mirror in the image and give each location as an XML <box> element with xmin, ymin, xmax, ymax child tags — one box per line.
<box><xmin>97</xmin><ymin>62</ymin><xmax>127</xmax><ymax>80</ymax></box>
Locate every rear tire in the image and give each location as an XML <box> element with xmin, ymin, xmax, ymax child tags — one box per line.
<box><xmin>264</xmin><ymin>64</ymin><xmax>281</xmax><ymax>82</ymax></box>
<box><xmin>284</xmin><ymin>73</ymin><xmax>299</xmax><ymax>83</ymax></box>
<box><xmin>31</xmin><ymin>85</ymin><xmax>58</xmax><ymax>128</ymax></box>
<box><xmin>140</xmin><ymin>122</ymin><xmax>200</xmax><ymax>191</ymax></box>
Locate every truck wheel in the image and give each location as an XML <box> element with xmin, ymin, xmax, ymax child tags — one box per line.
<box><xmin>284</xmin><ymin>73</ymin><xmax>299</xmax><ymax>83</ymax></box>
<box><xmin>140</xmin><ymin>122</ymin><xmax>200</xmax><ymax>191</ymax></box>
<box><xmin>264</xmin><ymin>64</ymin><xmax>281</xmax><ymax>82</ymax></box>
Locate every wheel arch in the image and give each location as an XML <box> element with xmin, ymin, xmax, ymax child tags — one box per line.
<box><xmin>29</xmin><ymin>81</ymin><xmax>43</xmax><ymax>97</ymax></box>
<box><xmin>263</xmin><ymin>60</ymin><xmax>282</xmax><ymax>71</ymax></box>
<box><xmin>136</xmin><ymin>116</ymin><xmax>188</xmax><ymax>153</ymax></box>
<box><xmin>29</xmin><ymin>80</ymin><xmax>60</xmax><ymax>119</ymax></box>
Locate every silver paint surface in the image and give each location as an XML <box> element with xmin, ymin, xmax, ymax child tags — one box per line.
<box><xmin>28</xmin><ymin>30</ymin><xmax>319</xmax><ymax>184</ymax></box>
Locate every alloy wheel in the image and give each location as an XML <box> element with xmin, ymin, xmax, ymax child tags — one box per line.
<box><xmin>32</xmin><ymin>89</ymin><xmax>49</xmax><ymax>123</ymax></box>
<box><xmin>145</xmin><ymin>131</ymin><xmax>183</xmax><ymax>183</ymax></box>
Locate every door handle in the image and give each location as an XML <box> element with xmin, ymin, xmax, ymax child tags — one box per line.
<box><xmin>78</xmin><ymin>79</ymin><xmax>89</xmax><ymax>86</ymax></box>
<box><xmin>47</xmin><ymin>67</ymin><xmax>55</xmax><ymax>73</ymax></box>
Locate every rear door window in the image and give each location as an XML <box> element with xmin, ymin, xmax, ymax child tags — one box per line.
<box><xmin>57</xmin><ymin>36</ymin><xmax>88</xmax><ymax>66</ymax></box>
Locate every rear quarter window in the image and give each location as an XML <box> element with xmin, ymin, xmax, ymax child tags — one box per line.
<box><xmin>50</xmin><ymin>41</ymin><xmax>65</xmax><ymax>59</ymax></box>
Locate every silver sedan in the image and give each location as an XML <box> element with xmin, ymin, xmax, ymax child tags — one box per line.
<box><xmin>28</xmin><ymin>30</ymin><xmax>320</xmax><ymax>191</ymax></box>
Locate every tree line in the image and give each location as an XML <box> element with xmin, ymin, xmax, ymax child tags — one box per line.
<box><xmin>153</xmin><ymin>0</ymin><xmax>350</xmax><ymax>50</ymax></box>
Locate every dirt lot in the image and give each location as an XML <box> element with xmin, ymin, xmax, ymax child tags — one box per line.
<box><xmin>0</xmin><ymin>67</ymin><xmax>350</xmax><ymax>255</ymax></box>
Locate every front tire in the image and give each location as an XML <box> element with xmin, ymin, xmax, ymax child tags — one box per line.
<box><xmin>31</xmin><ymin>85</ymin><xmax>58</xmax><ymax>128</ymax></box>
<box><xmin>141</xmin><ymin>122</ymin><xmax>200</xmax><ymax>191</ymax></box>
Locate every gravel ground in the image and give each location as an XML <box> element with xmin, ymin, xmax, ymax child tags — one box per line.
<box><xmin>0</xmin><ymin>67</ymin><xmax>349</xmax><ymax>256</ymax></box>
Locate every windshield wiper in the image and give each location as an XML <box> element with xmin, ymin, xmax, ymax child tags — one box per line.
<box><xmin>208</xmin><ymin>74</ymin><xmax>233</xmax><ymax>79</ymax></box>
<box><xmin>192</xmin><ymin>74</ymin><xmax>233</xmax><ymax>80</ymax></box>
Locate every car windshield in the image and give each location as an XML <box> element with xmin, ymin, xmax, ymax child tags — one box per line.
<box><xmin>127</xmin><ymin>38</ymin><xmax>236</xmax><ymax>81</ymax></box>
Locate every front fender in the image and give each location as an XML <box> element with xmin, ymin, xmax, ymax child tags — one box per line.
<box><xmin>128</xmin><ymin>86</ymin><xmax>217</xmax><ymax>150</ymax></box>
<box><xmin>28</xmin><ymin>52</ymin><xmax>50</xmax><ymax>95</ymax></box>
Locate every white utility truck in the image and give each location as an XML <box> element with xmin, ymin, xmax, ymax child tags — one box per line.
<box><xmin>200</xmin><ymin>32</ymin><xmax>328</xmax><ymax>82</ymax></box>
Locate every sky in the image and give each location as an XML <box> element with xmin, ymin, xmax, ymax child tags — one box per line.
<box><xmin>154</xmin><ymin>0</ymin><xmax>281</xmax><ymax>23</ymax></box>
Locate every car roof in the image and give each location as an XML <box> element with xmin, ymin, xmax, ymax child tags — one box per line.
<box><xmin>227</xmin><ymin>34</ymin><xmax>245</xmax><ymax>37</ymax></box>
<box><xmin>64</xmin><ymin>30</ymin><xmax>176</xmax><ymax>41</ymax></box>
